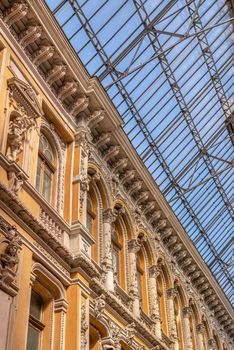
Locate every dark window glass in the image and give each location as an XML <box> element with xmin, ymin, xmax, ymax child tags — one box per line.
<box><xmin>36</xmin><ymin>134</ymin><xmax>55</xmax><ymax>204</ymax></box>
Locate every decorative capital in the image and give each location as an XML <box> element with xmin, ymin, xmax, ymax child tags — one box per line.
<box><xmin>103</xmin><ymin>209</ymin><xmax>116</xmax><ymax>224</ymax></box>
<box><xmin>166</xmin><ymin>288</ymin><xmax>177</xmax><ymax>299</ymax></box>
<box><xmin>128</xmin><ymin>239</ymin><xmax>140</xmax><ymax>254</ymax></box>
<box><xmin>182</xmin><ymin>306</ymin><xmax>192</xmax><ymax>318</ymax></box>
<box><xmin>149</xmin><ymin>265</ymin><xmax>161</xmax><ymax>279</ymax></box>
<box><xmin>196</xmin><ymin>323</ymin><xmax>205</xmax><ymax>335</ymax></box>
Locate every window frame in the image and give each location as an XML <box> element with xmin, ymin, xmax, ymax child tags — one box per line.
<box><xmin>26</xmin><ymin>290</ymin><xmax>45</xmax><ymax>350</ymax></box>
<box><xmin>36</xmin><ymin>134</ymin><xmax>56</xmax><ymax>204</ymax></box>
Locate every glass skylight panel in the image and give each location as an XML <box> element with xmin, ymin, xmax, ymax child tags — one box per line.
<box><xmin>46</xmin><ymin>0</ymin><xmax>234</xmax><ymax>306</ymax></box>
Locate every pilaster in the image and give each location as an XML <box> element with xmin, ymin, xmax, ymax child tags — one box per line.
<box><xmin>149</xmin><ymin>265</ymin><xmax>162</xmax><ymax>339</ymax></box>
<box><xmin>166</xmin><ymin>288</ymin><xmax>179</xmax><ymax>350</ymax></box>
<box><xmin>102</xmin><ymin>208</ymin><xmax>116</xmax><ymax>292</ymax></box>
<box><xmin>72</xmin><ymin>122</ymin><xmax>91</xmax><ymax>224</ymax></box>
<box><xmin>182</xmin><ymin>307</ymin><xmax>193</xmax><ymax>350</ymax></box>
<box><xmin>128</xmin><ymin>239</ymin><xmax>141</xmax><ymax>318</ymax></box>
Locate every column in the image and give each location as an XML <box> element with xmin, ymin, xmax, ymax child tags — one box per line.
<box><xmin>166</xmin><ymin>288</ymin><xmax>179</xmax><ymax>350</ymax></box>
<box><xmin>149</xmin><ymin>265</ymin><xmax>162</xmax><ymax>339</ymax></box>
<box><xmin>102</xmin><ymin>209</ymin><xmax>116</xmax><ymax>292</ymax></box>
<box><xmin>182</xmin><ymin>307</ymin><xmax>193</xmax><ymax>350</ymax></box>
<box><xmin>72</xmin><ymin>123</ymin><xmax>91</xmax><ymax>225</ymax></box>
<box><xmin>196</xmin><ymin>324</ymin><xmax>205</xmax><ymax>350</ymax></box>
<box><xmin>128</xmin><ymin>239</ymin><xmax>141</xmax><ymax>318</ymax></box>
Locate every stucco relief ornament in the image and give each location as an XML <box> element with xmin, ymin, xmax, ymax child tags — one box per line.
<box><xmin>8</xmin><ymin>171</ymin><xmax>25</xmax><ymax>194</ymax></box>
<box><xmin>6</xmin><ymin>110</ymin><xmax>35</xmax><ymax>162</ymax></box>
<box><xmin>93</xmin><ymin>294</ymin><xmax>106</xmax><ymax>319</ymax></box>
<box><xmin>80</xmin><ymin>302</ymin><xmax>88</xmax><ymax>350</ymax></box>
<box><xmin>125</xmin><ymin>322</ymin><xmax>136</xmax><ymax>345</ymax></box>
<box><xmin>0</xmin><ymin>219</ymin><xmax>22</xmax><ymax>294</ymax></box>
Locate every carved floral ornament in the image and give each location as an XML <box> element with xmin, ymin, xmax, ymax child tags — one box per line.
<box><xmin>0</xmin><ymin>216</ymin><xmax>22</xmax><ymax>296</ymax></box>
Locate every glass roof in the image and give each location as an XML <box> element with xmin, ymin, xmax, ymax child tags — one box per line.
<box><xmin>45</xmin><ymin>0</ymin><xmax>234</xmax><ymax>305</ymax></box>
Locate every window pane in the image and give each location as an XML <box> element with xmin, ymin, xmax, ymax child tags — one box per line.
<box><xmin>137</xmin><ymin>270</ymin><xmax>142</xmax><ymax>303</ymax></box>
<box><xmin>86</xmin><ymin>212</ymin><xmax>93</xmax><ymax>233</ymax></box>
<box><xmin>113</xmin><ymin>246</ymin><xmax>119</xmax><ymax>282</ymax></box>
<box><xmin>36</xmin><ymin>157</ymin><xmax>42</xmax><ymax>191</ymax></box>
<box><xmin>44</xmin><ymin>148</ymin><xmax>53</xmax><ymax>163</ymax></box>
<box><xmin>42</xmin><ymin>167</ymin><xmax>52</xmax><ymax>203</ymax></box>
<box><xmin>26</xmin><ymin>325</ymin><xmax>40</xmax><ymax>350</ymax></box>
<box><xmin>30</xmin><ymin>291</ymin><xmax>43</xmax><ymax>320</ymax></box>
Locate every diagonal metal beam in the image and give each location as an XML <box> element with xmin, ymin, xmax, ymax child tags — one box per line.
<box><xmin>98</xmin><ymin>0</ymin><xmax>179</xmax><ymax>81</ymax></box>
<box><xmin>133</xmin><ymin>0</ymin><xmax>234</xmax><ymax>291</ymax></box>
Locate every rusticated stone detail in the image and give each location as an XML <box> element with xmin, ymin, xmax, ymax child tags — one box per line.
<box><xmin>33</xmin><ymin>45</ymin><xmax>55</xmax><ymax>66</ymax></box>
<box><xmin>4</xmin><ymin>1</ymin><xmax>28</xmax><ymax>26</ymax></box>
<box><xmin>19</xmin><ymin>25</ymin><xmax>42</xmax><ymax>48</ymax></box>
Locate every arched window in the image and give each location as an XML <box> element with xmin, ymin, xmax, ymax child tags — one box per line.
<box><xmin>112</xmin><ymin>224</ymin><xmax>121</xmax><ymax>284</ymax></box>
<box><xmin>26</xmin><ymin>290</ymin><xmax>44</xmax><ymax>350</ymax></box>
<box><xmin>136</xmin><ymin>255</ymin><xmax>143</xmax><ymax>306</ymax></box>
<box><xmin>36</xmin><ymin>134</ymin><xmax>56</xmax><ymax>203</ymax></box>
<box><xmin>157</xmin><ymin>271</ymin><xmax>168</xmax><ymax>335</ymax></box>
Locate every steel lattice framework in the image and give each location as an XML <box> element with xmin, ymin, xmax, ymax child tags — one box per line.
<box><xmin>46</xmin><ymin>0</ymin><xmax>234</xmax><ymax>305</ymax></box>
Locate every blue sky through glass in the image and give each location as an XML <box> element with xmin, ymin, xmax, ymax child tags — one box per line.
<box><xmin>45</xmin><ymin>0</ymin><xmax>234</xmax><ymax>305</ymax></box>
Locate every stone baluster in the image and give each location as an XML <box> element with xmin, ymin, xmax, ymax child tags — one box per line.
<box><xmin>148</xmin><ymin>265</ymin><xmax>162</xmax><ymax>339</ymax></box>
<box><xmin>128</xmin><ymin>239</ymin><xmax>141</xmax><ymax>318</ymax></box>
<box><xmin>102</xmin><ymin>209</ymin><xmax>116</xmax><ymax>292</ymax></box>
<box><xmin>196</xmin><ymin>324</ymin><xmax>205</xmax><ymax>350</ymax></box>
<box><xmin>182</xmin><ymin>307</ymin><xmax>193</xmax><ymax>350</ymax></box>
<box><xmin>166</xmin><ymin>288</ymin><xmax>179</xmax><ymax>350</ymax></box>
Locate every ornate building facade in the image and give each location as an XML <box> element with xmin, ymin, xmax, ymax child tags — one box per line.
<box><xmin>0</xmin><ymin>1</ymin><xmax>233</xmax><ymax>350</ymax></box>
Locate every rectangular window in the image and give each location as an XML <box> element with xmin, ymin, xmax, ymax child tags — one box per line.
<box><xmin>26</xmin><ymin>325</ymin><xmax>40</xmax><ymax>350</ymax></box>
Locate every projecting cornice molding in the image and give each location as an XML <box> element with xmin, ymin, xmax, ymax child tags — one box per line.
<box><xmin>0</xmin><ymin>0</ymin><xmax>233</xmax><ymax>342</ymax></box>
